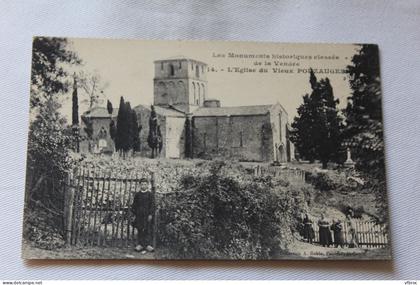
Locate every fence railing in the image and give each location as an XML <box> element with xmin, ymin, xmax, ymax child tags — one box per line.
<box><xmin>63</xmin><ymin>168</ymin><xmax>159</xmax><ymax>248</ymax></box>
<box><xmin>310</xmin><ymin>219</ymin><xmax>389</xmax><ymax>248</ymax></box>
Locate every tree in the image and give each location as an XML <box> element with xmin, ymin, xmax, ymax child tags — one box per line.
<box><xmin>130</xmin><ymin>110</ymin><xmax>141</xmax><ymax>153</ymax></box>
<box><xmin>78</xmin><ymin>71</ymin><xmax>108</xmax><ymax>109</ymax></box>
<box><xmin>291</xmin><ymin>69</ymin><xmax>343</xmax><ymax>168</ymax></box>
<box><xmin>345</xmin><ymin>45</ymin><xmax>387</xmax><ymax>223</ymax></box>
<box><xmin>71</xmin><ymin>73</ymin><xmax>80</xmax><ymax>152</ymax></box>
<box><xmin>116</xmin><ymin>96</ymin><xmax>128</xmax><ymax>154</ymax></box>
<box><xmin>147</xmin><ymin>106</ymin><xmax>162</xmax><ymax>158</ymax></box>
<box><xmin>109</xmin><ymin>119</ymin><xmax>117</xmax><ymax>146</ymax></box>
<box><xmin>345</xmin><ymin>44</ymin><xmax>384</xmax><ymax>175</ymax></box>
<box><xmin>30</xmin><ymin>37</ymin><xmax>80</xmax><ymax>109</ymax></box>
<box><xmin>28</xmin><ymin>37</ymin><xmax>80</xmax><ymax>182</ymax></box>
<box><xmin>26</xmin><ymin>37</ymin><xmax>80</xmax><ymax>243</ymax></box>
<box><xmin>107</xmin><ymin>99</ymin><xmax>113</xmax><ymax>115</ymax></box>
<box><xmin>71</xmin><ymin>73</ymin><xmax>79</xmax><ymax>126</ymax></box>
<box><xmin>114</xmin><ymin>97</ymin><xmax>141</xmax><ymax>157</ymax></box>
<box><xmin>125</xmin><ymin>101</ymin><xmax>133</xmax><ymax>153</ymax></box>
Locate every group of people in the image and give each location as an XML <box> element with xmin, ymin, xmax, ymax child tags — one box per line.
<box><xmin>301</xmin><ymin>212</ymin><xmax>359</xmax><ymax>248</ymax></box>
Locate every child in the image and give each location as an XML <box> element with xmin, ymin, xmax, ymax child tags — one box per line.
<box><xmin>131</xmin><ymin>177</ymin><xmax>154</xmax><ymax>253</ymax></box>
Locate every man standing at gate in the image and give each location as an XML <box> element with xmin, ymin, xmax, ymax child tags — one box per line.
<box><xmin>131</xmin><ymin>177</ymin><xmax>155</xmax><ymax>254</ymax></box>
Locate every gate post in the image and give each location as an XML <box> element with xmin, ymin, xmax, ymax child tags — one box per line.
<box><xmin>64</xmin><ymin>170</ymin><xmax>76</xmax><ymax>245</ymax></box>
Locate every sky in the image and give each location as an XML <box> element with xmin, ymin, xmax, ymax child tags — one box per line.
<box><xmin>59</xmin><ymin>38</ymin><xmax>358</xmax><ymax>122</ymax></box>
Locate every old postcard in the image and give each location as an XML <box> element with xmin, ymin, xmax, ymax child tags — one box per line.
<box><xmin>23</xmin><ymin>38</ymin><xmax>390</xmax><ymax>260</ymax></box>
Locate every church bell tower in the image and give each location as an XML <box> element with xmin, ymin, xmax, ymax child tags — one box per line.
<box><xmin>153</xmin><ymin>57</ymin><xmax>208</xmax><ymax>113</ymax></box>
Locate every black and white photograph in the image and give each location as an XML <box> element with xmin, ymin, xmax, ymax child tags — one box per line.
<box><xmin>22</xmin><ymin>37</ymin><xmax>390</xmax><ymax>260</ymax></box>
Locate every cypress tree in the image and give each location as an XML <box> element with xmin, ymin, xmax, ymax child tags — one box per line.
<box><xmin>345</xmin><ymin>44</ymin><xmax>383</xmax><ymax>175</ymax></box>
<box><xmin>291</xmin><ymin>69</ymin><xmax>343</xmax><ymax>168</ymax></box>
<box><xmin>116</xmin><ymin>96</ymin><xmax>127</xmax><ymax>153</ymax></box>
<box><xmin>124</xmin><ymin>101</ymin><xmax>133</xmax><ymax>154</ymax></box>
<box><xmin>107</xmin><ymin>99</ymin><xmax>113</xmax><ymax>115</ymax></box>
<box><xmin>130</xmin><ymin>110</ymin><xmax>141</xmax><ymax>153</ymax></box>
<box><xmin>72</xmin><ymin>74</ymin><xmax>79</xmax><ymax>126</ymax></box>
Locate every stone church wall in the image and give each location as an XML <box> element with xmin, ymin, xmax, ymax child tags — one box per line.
<box><xmin>192</xmin><ymin>114</ymin><xmax>274</xmax><ymax>162</ymax></box>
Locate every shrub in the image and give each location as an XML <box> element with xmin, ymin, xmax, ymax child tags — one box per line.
<box><xmin>156</xmin><ymin>161</ymin><xmax>294</xmax><ymax>259</ymax></box>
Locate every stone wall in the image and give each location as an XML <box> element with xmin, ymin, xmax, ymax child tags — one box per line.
<box><xmin>192</xmin><ymin>114</ymin><xmax>274</xmax><ymax>162</ymax></box>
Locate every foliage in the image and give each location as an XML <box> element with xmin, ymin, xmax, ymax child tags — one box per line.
<box><xmin>77</xmin><ymin>70</ymin><xmax>108</xmax><ymax>109</ymax></box>
<box><xmin>81</xmin><ymin>115</ymin><xmax>94</xmax><ymax>151</ymax></box>
<box><xmin>30</xmin><ymin>37</ymin><xmax>81</xmax><ymax>109</ymax></box>
<box><xmin>115</xmin><ymin>97</ymin><xmax>141</xmax><ymax>155</ymax></box>
<box><xmin>157</xmin><ymin>161</ymin><xmax>294</xmax><ymax>259</ymax></box>
<box><xmin>345</xmin><ymin>44</ymin><xmax>384</xmax><ymax>177</ymax></box>
<box><xmin>290</xmin><ymin>69</ymin><xmax>344</xmax><ymax>168</ymax></box>
<box><xmin>130</xmin><ymin>110</ymin><xmax>141</xmax><ymax>152</ymax></box>
<box><xmin>107</xmin><ymin>99</ymin><xmax>113</xmax><ymax>115</ymax></box>
<box><xmin>109</xmin><ymin>120</ymin><xmax>117</xmax><ymax>142</ymax></box>
<box><xmin>306</xmin><ymin>171</ymin><xmax>347</xmax><ymax>192</ymax></box>
<box><xmin>71</xmin><ymin>74</ymin><xmax>79</xmax><ymax>126</ymax></box>
<box><xmin>26</xmin><ymin>37</ymin><xmax>81</xmax><ymax>247</ymax></box>
<box><xmin>344</xmin><ymin>44</ymin><xmax>387</xmax><ymax>223</ymax></box>
<box><xmin>147</xmin><ymin>106</ymin><xmax>162</xmax><ymax>158</ymax></box>
<box><xmin>27</xmin><ymin>99</ymin><xmax>74</xmax><ymax>187</ymax></box>
<box><xmin>116</xmin><ymin>97</ymin><xmax>128</xmax><ymax>153</ymax></box>
<box><xmin>27</xmin><ymin>36</ymin><xmax>80</xmax><ymax>189</ymax></box>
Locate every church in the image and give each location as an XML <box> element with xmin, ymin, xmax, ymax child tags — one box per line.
<box><xmin>80</xmin><ymin>57</ymin><xmax>295</xmax><ymax>163</ymax></box>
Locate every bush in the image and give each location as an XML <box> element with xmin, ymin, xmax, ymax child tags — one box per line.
<box><xmin>156</xmin><ymin>161</ymin><xmax>294</xmax><ymax>259</ymax></box>
<box><xmin>306</xmin><ymin>170</ymin><xmax>350</xmax><ymax>192</ymax></box>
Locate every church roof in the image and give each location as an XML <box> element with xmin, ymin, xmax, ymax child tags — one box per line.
<box><xmin>193</xmin><ymin>105</ymin><xmax>275</xmax><ymax>117</ymax></box>
<box><xmin>82</xmin><ymin>106</ymin><xmax>118</xmax><ymax>118</ymax></box>
<box><xmin>133</xmin><ymin>105</ymin><xmax>186</xmax><ymax>117</ymax></box>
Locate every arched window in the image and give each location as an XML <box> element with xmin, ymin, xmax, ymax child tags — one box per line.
<box><xmin>201</xmin><ymin>84</ymin><xmax>205</xmax><ymax>101</ymax></box>
<box><xmin>197</xmin><ymin>84</ymin><xmax>201</xmax><ymax>105</ymax></box>
<box><xmin>168</xmin><ymin>81</ymin><xmax>175</xmax><ymax>105</ymax></box>
<box><xmin>169</xmin><ymin>64</ymin><xmax>175</xmax><ymax>76</ymax></box>
<box><xmin>196</xmin><ymin>65</ymin><xmax>199</xmax><ymax>78</ymax></box>
<box><xmin>192</xmin><ymin>82</ymin><xmax>196</xmax><ymax>104</ymax></box>
<box><xmin>99</xmin><ymin>127</ymin><xmax>107</xmax><ymax>139</ymax></box>
<box><xmin>177</xmin><ymin>81</ymin><xmax>186</xmax><ymax>101</ymax></box>
<box><xmin>157</xmin><ymin>82</ymin><xmax>167</xmax><ymax>104</ymax></box>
